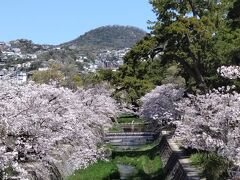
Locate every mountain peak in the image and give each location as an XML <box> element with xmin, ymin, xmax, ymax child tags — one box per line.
<box><xmin>62</xmin><ymin>25</ymin><xmax>146</xmax><ymax>49</ymax></box>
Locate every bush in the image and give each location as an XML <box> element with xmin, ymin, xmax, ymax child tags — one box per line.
<box><xmin>190</xmin><ymin>152</ymin><xmax>229</xmax><ymax>180</ymax></box>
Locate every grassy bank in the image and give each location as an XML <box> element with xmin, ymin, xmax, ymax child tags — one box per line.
<box><xmin>67</xmin><ymin>161</ymin><xmax>119</xmax><ymax>180</ymax></box>
<box><xmin>67</xmin><ymin>154</ymin><xmax>164</xmax><ymax>180</ymax></box>
<box><xmin>117</xmin><ymin>114</ymin><xmax>144</xmax><ymax>124</ymax></box>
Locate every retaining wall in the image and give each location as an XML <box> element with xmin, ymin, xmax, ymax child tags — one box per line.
<box><xmin>159</xmin><ymin>132</ymin><xmax>202</xmax><ymax>180</ymax></box>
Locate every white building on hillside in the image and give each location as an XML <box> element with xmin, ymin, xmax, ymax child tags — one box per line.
<box><xmin>16</xmin><ymin>71</ymin><xmax>27</xmax><ymax>84</ymax></box>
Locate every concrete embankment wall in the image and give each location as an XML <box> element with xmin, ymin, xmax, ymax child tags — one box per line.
<box><xmin>159</xmin><ymin>133</ymin><xmax>202</xmax><ymax>180</ymax></box>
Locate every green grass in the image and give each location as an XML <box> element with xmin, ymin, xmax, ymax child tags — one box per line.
<box><xmin>108</xmin><ymin>114</ymin><xmax>145</xmax><ymax>132</ymax></box>
<box><xmin>136</xmin><ymin>139</ymin><xmax>160</xmax><ymax>151</ymax></box>
<box><xmin>117</xmin><ymin>116</ymin><xmax>144</xmax><ymax>124</ymax></box>
<box><xmin>108</xmin><ymin>124</ymin><xmax>123</xmax><ymax>132</ymax></box>
<box><xmin>113</xmin><ymin>155</ymin><xmax>163</xmax><ymax>175</ymax></box>
<box><xmin>67</xmin><ymin>161</ymin><xmax>119</xmax><ymax>180</ymax></box>
<box><xmin>190</xmin><ymin>152</ymin><xmax>230</xmax><ymax>180</ymax></box>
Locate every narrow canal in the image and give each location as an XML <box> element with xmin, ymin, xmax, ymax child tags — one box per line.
<box><xmin>67</xmin><ymin>114</ymin><xmax>165</xmax><ymax>180</ymax></box>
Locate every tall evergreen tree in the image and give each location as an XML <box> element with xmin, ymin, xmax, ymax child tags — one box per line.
<box><xmin>228</xmin><ymin>0</ymin><xmax>240</xmax><ymax>29</ymax></box>
<box><xmin>149</xmin><ymin>0</ymin><xmax>231</xmax><ymax>90</ymax></box>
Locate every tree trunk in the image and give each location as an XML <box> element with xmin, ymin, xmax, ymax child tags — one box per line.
<box><xmin>165</xmin><ymin>54</ymin><xmax>207</xmax><ymax>91</ymax></box>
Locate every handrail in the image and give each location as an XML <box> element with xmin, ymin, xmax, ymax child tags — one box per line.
<box><xmin>105</xmin><ymin>132</ymin><xmax>158</xmax><ymax>136</ymax></box>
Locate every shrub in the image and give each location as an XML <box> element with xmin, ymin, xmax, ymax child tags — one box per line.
<box><xmin>190</xmin><ymin>152</ymin><xmax>229</xmax><ymax>180</ymax></box>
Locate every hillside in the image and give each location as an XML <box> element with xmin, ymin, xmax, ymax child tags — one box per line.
<box><xmin>63</xmin><ymin>25</ymin><xmax>146</xmax><ymax>49</ymax></box>
<box><xmin>0</xmin><ymin>25</ymin><xmax>146</xmax><ymax>74</ymax></box>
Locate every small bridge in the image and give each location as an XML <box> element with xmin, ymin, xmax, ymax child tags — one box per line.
<box><xmin>104</xmin><ymin>131</ymin><xmax>160</xmax><ymax>149</ymax></box>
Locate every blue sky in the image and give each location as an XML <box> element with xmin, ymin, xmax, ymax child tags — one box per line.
<box><xmin>1</xmin><ymin>0</ymin><xmax>156</xmax><ymax>45</ymax></box>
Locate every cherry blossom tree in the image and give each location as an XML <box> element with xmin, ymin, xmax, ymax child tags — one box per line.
<box><xmin>217</xmin><ymin>66</ymin><xmax>240</xmax><ymax>79</ymax></box>
<box><xmin>0</xmin><ymin>81</ymin><xmax>118</xmax><ymax>179</ymax></box>
<box><xmin>140</xmin><ymin>66</ymin><xmax>240</xmax><ymax>177</ymax></box>
<box><xmin>174</xmin><ymin>87</ymin><xmax>240</xmax><ymax>165</ymax></box>
<box><xmin>175</xmin><ymin>66</ymin><xmax>240</xmax><ymax>176</ymax></box>
<box><xmin>140</xmin><ymin>84</ymin><xmax>184</xmax><ymax>126</ymax></box>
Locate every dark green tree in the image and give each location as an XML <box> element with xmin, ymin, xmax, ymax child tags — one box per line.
<box><xmin>228</xmin><ymin>0</ymin><xmax>240</xmax><ymax>29</ymax></box>
<box><xmin>148</xmin><ymin>0</ymin><xmax>232</xmax><ymax>90</ymax></box>
<box><xmin>111</xmin><ymin>35</ymin><xmax>169</xmax><ymax>105</ymax></box>
<box><xmin>112</xmin><ymin>0</ymin><xmax>239</xmax><ymax>105</ymax></box>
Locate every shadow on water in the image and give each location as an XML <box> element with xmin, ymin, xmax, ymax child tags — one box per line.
<box><xmin>117</xmin><ymin>164</ymin><xmax>138</xmax><ymax>179</ymax></box>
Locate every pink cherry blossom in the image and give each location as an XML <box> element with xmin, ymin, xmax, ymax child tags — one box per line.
<box><xmin>140</xmin><ymin>66</ymin><xmax>240</xmax><ymax>177</ymax></box>
<box><xmin>0</xmin><ymin>81</ymin><xmax>118</xmax><ymax>179</ymax></box>
<box><xmin>217</xmin><ymin>65</ymin><xmax>240</xmax><ymax>79</ymax></box>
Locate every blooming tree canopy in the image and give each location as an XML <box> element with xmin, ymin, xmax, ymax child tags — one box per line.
<box><xmin>140</xmin><ymin>84</ymin><xmax>184</xmax><ymax>126</ymax></box>
<box><xmin>175</xmin><ymin>66</ymin><xmax>240</xmax><ymax>168</ymax></box>
<box><xmin>217</xmin><ymin>66</ymin><xmax>240</xmax><ymax>79</ymax></box>
<box><xmin>175</xmin><ymin>87</ymin><xmax>240</xmax><ymax>165</ymax></box>
<box><xmin>140</xmin><ymin>66</ymin><xmax>240</xmax><ymax>173</ymax></box>
<box><xmin>0</xmin><ymin>81</ymin><xmax>118</xmax><ymax>179</ymax></box>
